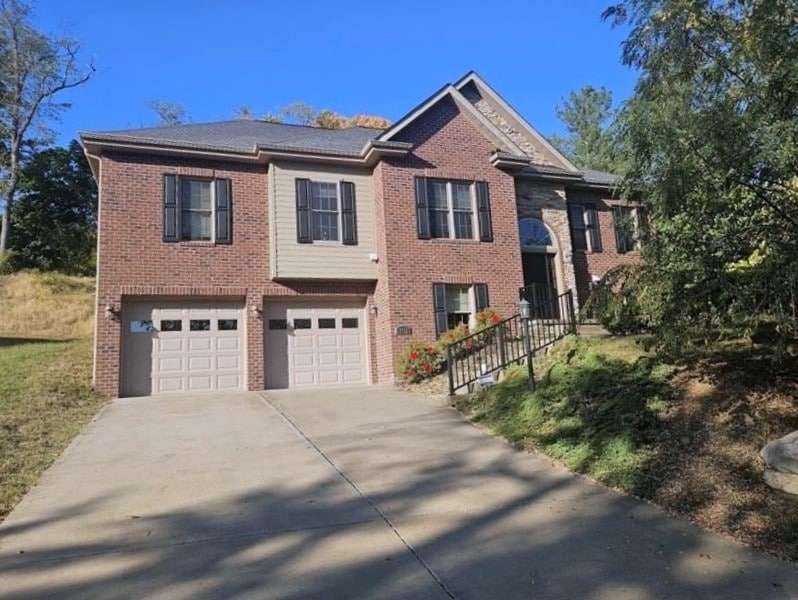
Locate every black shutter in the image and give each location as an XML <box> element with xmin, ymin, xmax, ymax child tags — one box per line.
<box><xmin>474</xmin><ymin>283</ymin><xmax>489</xmax><ymax>311</ymax></box>
<box><xmin>163</xmin><ymin>174</ymin><xmax>179</xmax><ymax>242</ymax></box>
<box><xmin>415</xmin><ymin>176</ymin><xmax>431</xmax><ymax>239</ymax></box>
<box><xmin>215</xmin><ymin>178</ymin><xmax>232</xmax><ymax>244</ymax></box>
<box><xmin>340</xmin><ymin>181</ymin><xmax>358</xmax><ymax>245</ymax></box>
<box><xmin>296</xmin><ymin>178</ymin><xmax>312</xmax><ymax>243</ymax></box>
<box><xmin>612</xmin><ymin>206</ymin><xmax>626</xmax><ymax>254</ymax></box>
<box><xmin>585</xmin><ymin>204</ymin><xmax>601</xmax><ymax>252</ymax></box>
<box><xmin>475</xmin><ymin>181</ymin><xmax>493</xmax><ymax>242</ymax></box>
<box><xmin>433</xmin><ymin>283</ymin><xmax>448</xmax><ymax>336</ymax></box>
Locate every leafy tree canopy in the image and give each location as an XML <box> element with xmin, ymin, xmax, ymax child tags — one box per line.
<box><xmin>603</xmin><ymin>0</ymin><xmax>798</xmax><ymax>356</ymax></box>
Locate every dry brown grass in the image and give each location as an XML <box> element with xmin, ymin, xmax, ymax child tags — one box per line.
<box><xmin>0</xmin><ymin>271</ymin><xmax>95</xmax><ymax>339</ymax></box>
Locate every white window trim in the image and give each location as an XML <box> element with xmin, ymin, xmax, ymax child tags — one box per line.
<box><xmin>180</xmin><ymin>177</ymin><xmax>215</xmax><ymax>242</ymax></box>
<box><xmin>309</xmin><ymin>180</ymin><xmax>343</xmax><ymax>244</ymax></box>
<box><xmin>429</xmin><ymin>180</ymin><xmax>477</xmax><ymax>240</ymax></box>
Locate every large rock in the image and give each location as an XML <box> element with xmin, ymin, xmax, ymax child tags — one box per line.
<box><xmin>763</xmin><ymin>469</ymin><xmax>798</xmax><ymax>495</ymax></box>
<box><xmin>760</xmin><ymin>430</ymin><xmax>798</xmax><ymax>475</ymax></box>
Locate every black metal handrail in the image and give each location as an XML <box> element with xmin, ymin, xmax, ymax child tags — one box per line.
<box><xmin>446</xmin><ymin>289</ymin><xmax>576</xmax><ymax>395</ymax></box>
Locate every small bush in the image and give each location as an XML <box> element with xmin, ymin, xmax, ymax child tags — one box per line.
<box><xmin>584</xmin><ymin>265</ymin><xmax>654</xmax><ymax>334</ymax></box>
<box><xmin>0</xmin><ymin>251</ymin><xmax>17</xmax><ymax>275</ymax></box>
<box><xmin>435</xmin><ymin>322</ymin><xmax>471</xmax><ymax>352</ymax></box>
<box><xmin>395</xmin><ymin>341</ymin><xmax>443</xmax><ymax>383</ymax></box>
<box><xmin>475</xmin><ymin>307</ymin><xmax>502</xmax><ymax>332</ymax></box>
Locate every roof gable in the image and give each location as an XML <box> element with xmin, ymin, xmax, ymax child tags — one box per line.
<box><xmin>454</xmin><ymin>72</ymin><xmax>579</xmax><ymax>173</ymax></box>
<box><xmin>377</xmin><ymin>84</ymin><xmax>525</xmax><ymax>157</ymax></box>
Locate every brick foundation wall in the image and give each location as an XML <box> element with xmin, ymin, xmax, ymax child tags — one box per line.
<box><xmin>373</xmin><ymin>96</ymin><xmax>524</xmax><ymax>382</ymax></box>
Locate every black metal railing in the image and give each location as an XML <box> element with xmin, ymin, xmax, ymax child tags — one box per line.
<box><xmin>446</xmin><ymin>289</ymin><xmax>577</xmax><ymax>395</ymax></box>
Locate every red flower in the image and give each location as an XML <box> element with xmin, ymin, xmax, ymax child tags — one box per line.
<box><xmin>425</xmin><ymin>364</ymin><xmax>433</xmax><ymax>373</ymax></box>
<box><xmin>463</xmin><ymin>327</ymin><xmax>469</xmax><ymax>334</ymax></box>
<box><xmin>492</xmin><ymin>314</ymin><xmax>500</xmax><ymax>323</ymax></box>
<box><xmin>480</xmin><ymin>312</ymin><xmax>486</xmax><ymax>319</ymax></box>
<box><xmin>409</xmin><ymin>351</ymin><xmax>419</xmax><ymax>361</ymax></box>
<box><xmin>448</xmin><ymin>333</ymin><xmax>454</xmax><ymax>340</ymax></box>
<box><xmin>426</xmin><ymin>346</ymin><xmax>434</xmax><ymax>353</ymax></box>
<box><xmin>466</xmin><ymin>341</ymin><xmax>473</xmax><ymax>349</ymax></box>
<box><xmin>422</xmin><ymin>363</ymin><xmax>429</xmax><ymax>370</ymax></box>
<box><xmin>406</xmin><ymin>370</ymin><xmax>413</xmax><ymax>377</ymax></box>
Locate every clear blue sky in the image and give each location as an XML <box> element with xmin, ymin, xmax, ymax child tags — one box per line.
<box><xmin>33</xmin><ymin>1</ymin><xmax>636</xmax><ymax>145</ymax></box>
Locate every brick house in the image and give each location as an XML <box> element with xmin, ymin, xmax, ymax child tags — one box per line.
<box><xmin>81</xmin><ymin>72</ymin><xmax>643</xmax><ymax>397</ymax></box>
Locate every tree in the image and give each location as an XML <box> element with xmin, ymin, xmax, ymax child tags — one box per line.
<box><xmin>603</xmin><ymin>0</ymin><xmax>798</xmax><ymax>354</ymax></box>
<box><xmin>149</xmin><ymin>100</ymin><xmax>187</xmax><ymax>126</ymax></box>
<box><xmin>0</xmin><ymin>0</ymin><xmax>94</xmax><ymax>256</ymax></box>
<box><xmin>257</xmin><ymin>103</ymin><xmax>391</xmax><ymax>129</ymax></box>
<box><xmin>549</xmin><ymin>85</ymin><xmax>623</xmax><ymax>172</ymax></box>
<box><xmin>9</xmin><ymin>140</ymin><xmax>97</xmax><ymax>274</ymax></box>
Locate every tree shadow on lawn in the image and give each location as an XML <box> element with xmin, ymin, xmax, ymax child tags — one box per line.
<box><xmin>0</xmin><ymin>337</ymin><xmax>71</xmax><ymax>348</ymax></box>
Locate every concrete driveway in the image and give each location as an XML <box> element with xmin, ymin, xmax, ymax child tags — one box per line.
<box><xmin>0</xmin><ymin>388</ymin><xmax>796</xmax><ymax>599</ymax></box>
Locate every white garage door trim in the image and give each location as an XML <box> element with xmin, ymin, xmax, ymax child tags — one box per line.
<box><xmin>265</xmin><ymin>299</ymin><xmax>369</xmax><ymax>388</ymax></box>
<box><xmin>121</xmin><ymin>299</ymin><xmax>246</xmax><ymax>397</ymax></box>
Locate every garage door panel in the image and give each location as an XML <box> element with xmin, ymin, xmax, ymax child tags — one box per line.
<box><xmin>122</xmin><ymin>300</ymin><xmax>246</xmax><ymax>397</ymax></box>
<box><xmin>265</xmin><ymin>300</ymin><xmax>368</xmax><ymax>389</ymax></box>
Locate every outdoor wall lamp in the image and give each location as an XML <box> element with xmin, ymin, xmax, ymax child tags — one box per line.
<box><xmin>370</xmin><ymin>305</ymin><xmax>378</xmax><ymax>317</ymax></box>
<box><xmin>251</xmin><ymin>304</ymin><xmax>263</xmax><ymax>318</ymax></box>
<box><xmin>104</xmin><ymin>303</ymin><xmax>120</xmax><ymax>321</ymax></box>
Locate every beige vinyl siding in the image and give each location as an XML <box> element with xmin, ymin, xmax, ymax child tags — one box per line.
<box><xmin>271</xmin><ymin>161</ymin><xmax>377</xmax><ymax>280</ymax></box>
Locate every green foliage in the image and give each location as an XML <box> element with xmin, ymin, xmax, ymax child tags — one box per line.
<box><xmin>395</xmin><ymin>340</ymin><xmax>443</xmax><ymax>383</ymax></box>
<box><xmin>149</xmin><ymin>100</ymin><xmax>187</xmax><ymax>126</ymax></box>
<box><xmin>474</xmin><ymin>307</ymin><xmax>502</xmax><ymax>332</ymax></box>
<box><xmin>603</xmin><ymin>0</ymin><xmax>798</xmax><ymax>356</ymax></box>
<box><xmin>457</xmin><ymin>336</ymin><xmax>674</xmax><ymax>491</ymax></box>
<box><xmin>584</xmin><ymin>265</ymin><xmax>656</xmax><ymax>334</ymax></box>
<box><xmin>549</xmin><ymin>85</ymin><xmax>625</xmax><ymax>173</ymax></box>
<box><xmin>8</xmin><ymin>140</ymin><xmax>97</xmax><ymax>274</ymax></box>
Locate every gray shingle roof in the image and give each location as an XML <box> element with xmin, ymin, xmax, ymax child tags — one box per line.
<box><xmin>81</xmin><ymin>120</ymin><xmax>384</xmax><ymax>156</ymax></box>
<box><xmin>581</xmin><ymin>168</ymin><xmax>619</xmax><ymax>186</ymax></box>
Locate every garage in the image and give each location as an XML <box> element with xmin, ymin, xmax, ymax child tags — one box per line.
<box><xmin>121</xmin><ymin>300</ymin><xmax>246</xmax><ymax>397</ymax></box>
<box><xmin>265</xmin><ymin>300</ymin><xmax>368</xmax><ymax>388</ymax></box>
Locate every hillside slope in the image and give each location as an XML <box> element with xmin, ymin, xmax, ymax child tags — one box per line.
<box><xmin>0</xmin><ymin>271</ymin><xmax>104</xmax><ymax>519</ymax></box>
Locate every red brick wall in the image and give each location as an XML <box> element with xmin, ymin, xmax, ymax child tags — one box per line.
<box><xmin>373</xmin><ymin>96</ymin><xmax>524</xmax><ymax>381</ymax></box>
<box><xmin>95</xmin><ymin>152</ymin><xmax>376</xmax><ymax>396</ymax></box>
<box><xmin>566</xmin><ymin>189</ymin><xmax>643</xmax><ymax>307</ymax></box>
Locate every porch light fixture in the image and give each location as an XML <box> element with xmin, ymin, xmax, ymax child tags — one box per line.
<box><xmin>370</xmin><ymin>305</ymin><xmax>378</xmax><ymax>317</ymax></box>
<box><xmin>517</xmin><ymin>298</ymin><xmax>531</xmax><ymax>320</ymax></box>
<box><xmin>104</xmin><ymin>304</ymin><xmax>120</xmax><ymax>321</ymax></box>
<box><xmin>251</xmin><ymin>304</ymin><xmax>263</xmax><ymax>318</ymax></box>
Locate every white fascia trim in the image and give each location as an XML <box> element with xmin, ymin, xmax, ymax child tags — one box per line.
<box><xmin>455</xmin><ymin>72</ymin><xmax>581</xmax><ymax>173</ymax></box>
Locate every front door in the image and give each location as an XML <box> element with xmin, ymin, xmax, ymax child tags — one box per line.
<box><xmin>521</xmin><ymin>253</ymin><xmax>559</xmax><ymax>318</ymax></box>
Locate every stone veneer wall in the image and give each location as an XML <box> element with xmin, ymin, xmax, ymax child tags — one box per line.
<box><xmin>460</xmin><ymin>85</ymin><xmax>560</xmax><ymax>167</ymax></box>
<box><xmin>515</xmin><ymin>180</ymin><xmax>578</xmax><ymax>301</ymax></box>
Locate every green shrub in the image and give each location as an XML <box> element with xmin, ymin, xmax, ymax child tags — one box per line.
<box><xmin>0</xmin><ymin>250</ymin><xmax>17</xmax><ymax>275</ymax></box>
<box><xmin>584</xmin><ymin>265</ymin><xmax>655</xmax><ymax>335</ymax></box>
<box><xmin>395</xmin><ymin>341</ymin><xmax>443</xmax><ymax>383</ymax></box>
<box><xmin>475</xmin><ymin>307</ymin><xmax>502</xmax><ymax>332</ymax></box>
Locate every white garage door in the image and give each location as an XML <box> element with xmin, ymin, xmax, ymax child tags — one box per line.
<box><xmin>265</xmin><ymin>300</ymin><xmax>367</xmax><ymax>388</ymax></box>
<box><xmin>121</xmin><ymin>300</ymin><xmax>245</xmax><ymax>397</ymax></box>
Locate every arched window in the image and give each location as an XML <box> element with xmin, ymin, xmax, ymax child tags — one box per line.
<box><xmin>519</xmin><ymin>218</ymin><xmax>554</xmax><ymax>248</ymax></box>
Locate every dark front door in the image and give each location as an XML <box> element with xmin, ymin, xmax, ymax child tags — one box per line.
<box><xmin>521</xmin><ymin>253</ymin><xmax>559</xmax><ymax>318</ymax></box>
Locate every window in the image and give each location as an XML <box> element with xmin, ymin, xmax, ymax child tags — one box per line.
<box><xmin>318</xmin><ymin>318</ymin><xmax>336</xmax><ymax>329</ymax></box>
<box><xmin>432</xmin><ymin>283</ymin><xmax>489</xmax><ymax>336</ymax></box>
<box><xmin>296</xmin><ymin>179</ymin><xmax>358</xmax><ymax>245</ymax></box>
<box><xmin>190</xmin><ymin>319</ymin><xmax>211</xmax><ymax>331</ymax></box>
<box><xmin>310</xmin><ymin>182</ymin><xmax>339</xmax><ymax>241</ymax></box>
<box><xmin>569</xmin><ymin>204</ymin><xmax>601</xmax><ymax>252</ymax></box>
<box><xmin>218</xmin><ymin>319</ymin><xmax>238</xmax><ymax>331</ymax></box>
<box><xmin>181</xmin><ymin>179</ymin><xmax>213</xmax><ymax>241</ymax></box>
<box><xmin>427</xmin><ymin>179</ymin><xmax>475</xmax><ymax>240</ymax></box>
<box><xmin>519</xmin><ymin>218</ymin><xmax>553</xmax><ymax>247</ymax></box>
<box><xmin>342</xmin><ymin>318</ymin><xmax>359</xmax><ymax>329</ymax></box>
<box><xmin>160</xmin><ymin>319</ymin><xmax>182</xmax><ymax>332</ymax></box>
<box><xmin>612</xmin><ymin>205</ymin><xmax>642</xmax><ymax>254</ymax></box>
<box><xmin>268</xmin><ymin>319</ymin><xmax>287</xmax><ymax>330</ymax></box>
<box><xmin>163</xmin><ymin>175</ymin><xmax>232</xmax><ymax>244</ymax></box>
<box><xmin>293</xmin><ymin>318</ymin><xmax>312</xmax><ymax>330</ymax></box>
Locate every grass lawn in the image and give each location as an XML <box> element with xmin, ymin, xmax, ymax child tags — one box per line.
<box><xmin>0</xmin><ymin>272</ymin><xmax>105</xmax><ymax>520</ymax></box>
<box><xmin>456</xmin><ymin>334</ymin><xmax>798</xmax><ymax>560</ymax></box>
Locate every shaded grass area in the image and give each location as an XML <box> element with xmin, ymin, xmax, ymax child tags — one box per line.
<box><xmin>456</xmin><ymin>334</ymin><xmax>798</xmax><ymax>560</ymax></box>
<box><xmin>0</xmin><ymin>337</ymin><xmax>105</xmax><ymax>518</ymax></box>
<box><xmin>0</xmin><ymin>271</ymin><xmax>104</xmax><ymax>520</ymax></box>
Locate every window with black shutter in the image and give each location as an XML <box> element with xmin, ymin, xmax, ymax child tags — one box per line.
<box><xmin>295</xmin><ymin>178</ymin><xmax>357</xmax><ymax>244</ymax></box>
<box><xmin>163</xmin><ymin>174</ymin><xmax>233</xmax><ymax>243</ymax></box>
<box><xmin>569</xmin><ymin>204</ymin><xmax>588</xmax><ymax>251</ymax></box>
<box><xmin>432</xmin><ymin>283</ymin><xmax>489</xmax><ymax>336</ymax></box>
<box><xmin>612</xmin><ymin>205</ymin><xmax>638</xmax><ymax>254</ymax></box>
<box><xmin>416</xmin><ymin>179</ymin><xmax>492</xmax><ymax>241</ymax></box>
